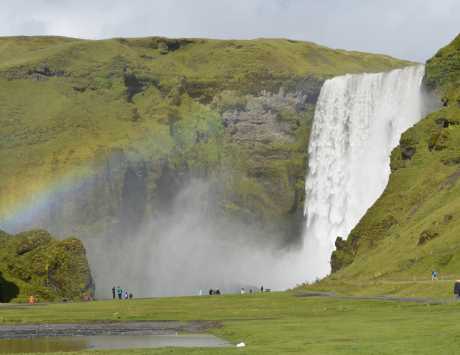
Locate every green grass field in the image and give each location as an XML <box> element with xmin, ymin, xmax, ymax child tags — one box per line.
<box><xmin>1</xmin><ymin>291</ymin><xmax>460</xmax><ymax>354</ymax></box>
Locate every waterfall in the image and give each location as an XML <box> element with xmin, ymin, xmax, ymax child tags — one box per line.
<box><xmin>303</xmin><ymin>65</ymin><xmax>425</xmax><ymax>280</ymax></box>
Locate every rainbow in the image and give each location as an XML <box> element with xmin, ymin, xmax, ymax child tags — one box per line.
<box><xmin>0</xmin><ymin>165</ymin><xmax>94</xmax><ymax>234</ymax></box>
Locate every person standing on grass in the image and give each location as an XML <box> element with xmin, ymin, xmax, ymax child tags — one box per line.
<box><xmin>117</xmin><ymin>286</ymin><xmax>123</xmax><ymax>300</ymax></box>
<box><xmin>454</xmin><ymin>280</ymin><xmax>460</xmax><ymax>298</ymax></box>
<box><xmin>112</xmin><ymin>286</ymin><xmax>116</xmax><ymax>300</ymax></box>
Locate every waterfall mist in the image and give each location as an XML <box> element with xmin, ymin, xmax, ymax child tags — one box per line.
<box><xmin>302</xmin><ymin>65</ymin><xmax>428</xmax><ymax>280</ymax></box>
<box><xmin>86</xmin><ymin>179</ymin><xmax>307</xmax><ymax>298</ymax></box>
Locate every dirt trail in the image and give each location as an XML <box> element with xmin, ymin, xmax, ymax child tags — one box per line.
<box><xmin>296</xmin><ymin>291</ymin><xmax>455</xmax><ymax>305</ymax></box>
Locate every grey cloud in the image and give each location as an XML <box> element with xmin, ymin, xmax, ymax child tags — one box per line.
<box><xmin>0</xmin><ymin>0</ymin><xmax>458</xmax><ymax>61</ymax></box>
<box><xmin>9</xmin><ymin>19</ymin><xmax>47</xmax><ymax>36</ymax></box>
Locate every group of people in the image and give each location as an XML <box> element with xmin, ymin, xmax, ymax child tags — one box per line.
<box><xmin>112</xmin><ymin>286</ymin><xmax>133</xmax><ymax>300</ymax></box>
<box><xmin>241</xmin><ymin>285</ymin><xmax>266</xmax><ymax>295</ymax></box>
<box><xmin>201</xmin><ymin>285</ymin><xmax>266</xmax><ymax>296</ymax></box>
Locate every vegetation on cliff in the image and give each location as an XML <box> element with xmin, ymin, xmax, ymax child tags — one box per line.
<box><xmin>0</xmin><ymin>229</ymin><xmax>93</xmax><ymax>302</ymax></box>
<box><xmin>0</xmin><ymin>36</ymin><xmax>410</xmax><ymax>244</ymax></box>
<box><xmin>319</xmin><ymin>34</ymin><xmax>460</xmax><ymax>297</ymax></box>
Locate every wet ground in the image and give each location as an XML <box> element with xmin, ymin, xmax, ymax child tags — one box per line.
<box><xmin>0</xmin><ymin>334</ymin><xmax>230</xmax><ymax>353</ymax></box>
<box><xmin>0</xmin><ymin>320</ymin><xmax>220</xmax><ymax>339</ymax></box>
<box><xmin>0</xmin><ymin>321</ymin><xmax>229</xmax><ymax>353</ymax></box>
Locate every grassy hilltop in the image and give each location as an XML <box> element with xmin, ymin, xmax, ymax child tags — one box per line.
<box><xmin>313</xmin><ymin>34</ymin><xmax>460</xmax><ymax>298</ymax></box>
<box><xmin>0</xmin><ymin>36</ymin><xmax>409</xmax><ymax>245</ymax></box>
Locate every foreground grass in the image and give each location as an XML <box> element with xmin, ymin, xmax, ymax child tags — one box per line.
<box><xmin>1</xmin><ymin>291</ymin><xmax>460</xmax><ymax>354</ymax></box>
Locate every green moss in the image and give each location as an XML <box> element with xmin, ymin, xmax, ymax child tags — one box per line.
<box><xmin>211</xmin><ymin>90</ymin><xmax>248</xmax><ymax>113</ymax></box>
<box><xmin>0</xmin><ymin>230</ymin><xmax>93</xmax><ymax>302</ymax></box>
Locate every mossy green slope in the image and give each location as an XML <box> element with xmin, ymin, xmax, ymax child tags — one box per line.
<box><xmin>0</xmin><ymin>36</ymin><xmax>410</xmax><ymax>243</ymax></box>
<box><xmin>0</xmin><ymin>229</ymin><xmax>94</xmax><ymax>302</ymax></box>
<box><xmin>316</xmin><ymin>34</ymin><xmax>460</xmax><ymax>297</ymax></box>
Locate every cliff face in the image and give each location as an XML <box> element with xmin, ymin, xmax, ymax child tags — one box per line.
<box><xmin>329</xmin><ymin>34</ymin><xmax>460</xmax><ymax>287</ymax></box>
<box><xmin>1</xmin><ymin>86</ymin><xmax>317</xmax><ymax>246</ymax></box>
<box><xmin>0</xmin><ymin>36</ymin><xmax>410</xmax><ymax>250</ymax></box>
<box><xmin>0</xmin><ymin>229</ymin><xmax>94</xmax><ymax>302</ymax></box>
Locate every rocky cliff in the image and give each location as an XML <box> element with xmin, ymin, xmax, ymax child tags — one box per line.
<box><xmin>0</xmin><ymin>36</ymin><xmax>410</xmax><ymax>251</ymax></box>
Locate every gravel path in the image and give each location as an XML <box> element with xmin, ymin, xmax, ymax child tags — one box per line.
<box><xmin>296</xmin><ymin>291</ymin><xmax>453</xmax><ymax>305</ymax></box>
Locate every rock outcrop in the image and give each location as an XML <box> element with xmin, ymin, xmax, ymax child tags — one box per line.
<box><xmin>0</xmin><ymin>230</ymin><xmax>94</xmax><ymax>302</ymax></box>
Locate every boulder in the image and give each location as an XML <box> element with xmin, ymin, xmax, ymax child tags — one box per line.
<box><xmin>0</xmin><ymin>230</ymin><xmax>94</xmax><ymax>302</ymax></box>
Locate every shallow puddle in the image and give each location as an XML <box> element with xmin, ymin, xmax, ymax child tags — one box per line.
<box><xmin>0</xmin><ymin>334</ymin><xmax>230</xmax><ymax>353</ymax></box>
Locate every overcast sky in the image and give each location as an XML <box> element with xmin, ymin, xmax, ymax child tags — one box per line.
<box><xmin>0</xmin><ymin>0</ymin><xmax>458</xmax><ymax>62</ymax></box>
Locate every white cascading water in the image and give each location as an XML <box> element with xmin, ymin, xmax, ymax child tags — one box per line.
<box><xmin>302</xmin><ymin>65</ymin><xmax>425</xmax><ymax>280</ymax></box>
